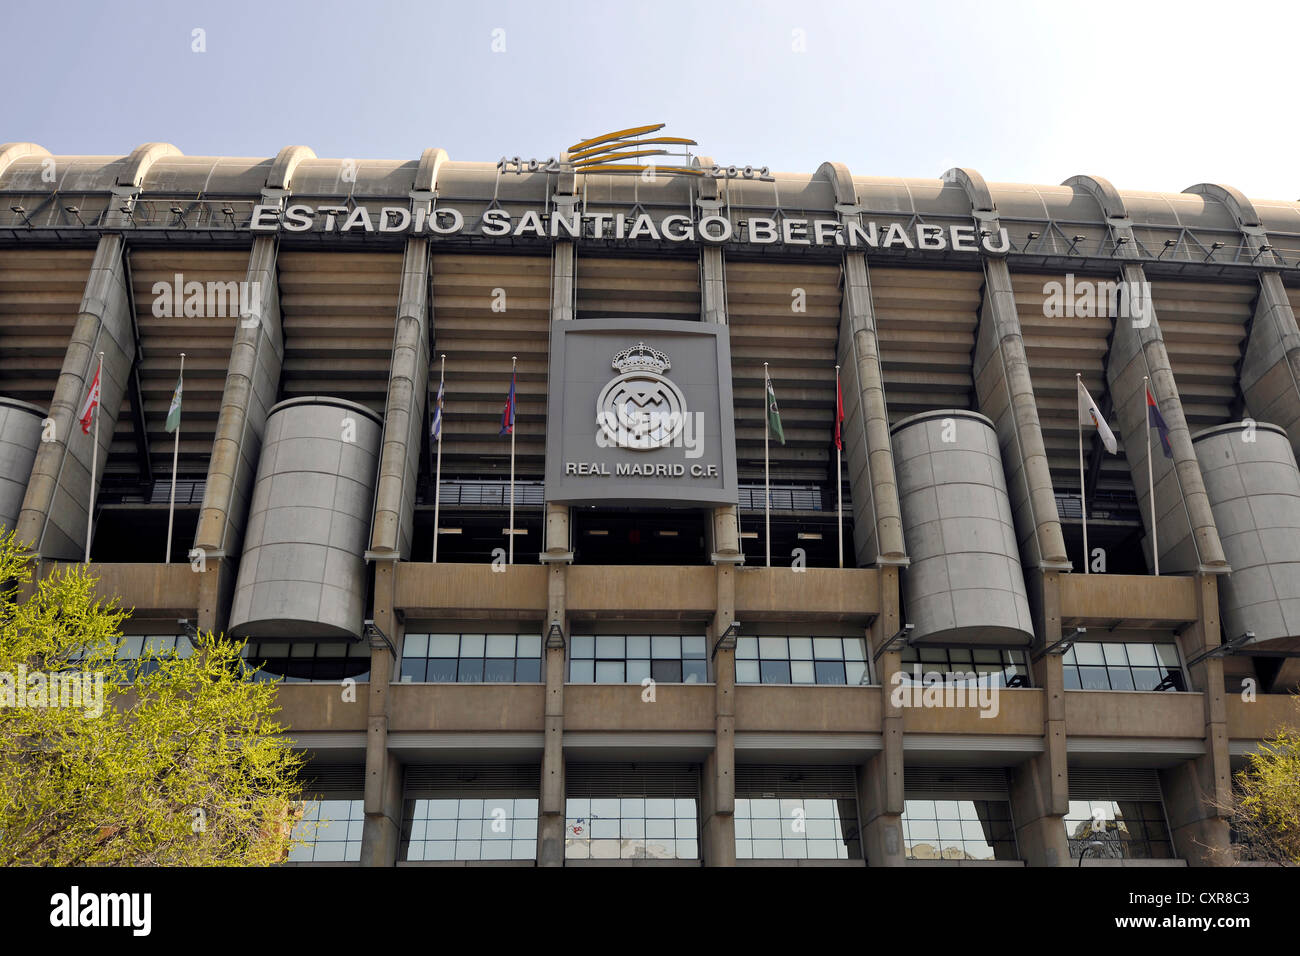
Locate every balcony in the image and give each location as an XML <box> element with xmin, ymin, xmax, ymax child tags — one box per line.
<box><xmin>50</xmin><ymin>561</ymin><xmax>202</xmax><ymax>617</ymax></box>
<box><xmin>1059</xmin><ymin>573</ymin><xmax>1199</xmax><ymax>629</ymax></box>
<box><xmin>395</xmin><ymin>562</ymin><xmax>548</xmax><ymax>618</ymax></box>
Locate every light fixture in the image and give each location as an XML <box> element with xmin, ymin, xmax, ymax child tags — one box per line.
<box><xmin>1183</xmin><ymin>631</ymin><xmax>1254</xmax><ymax>668</ymax></box>
<box><xmin>1034</xmin><ymin>625</ymin><xmax>1085</xmax><ymax>661</ymax></box>
<box><xmin>546</xmin><ymin>621</ymin><xmax>565</xmax><ymax>650</ymax></box>
<box><xmin>713</xmin><ymin>620</ymin><xmax>741</xmax><ymax>656</ymax></box>
<box><xmin>362</xmin><ymin>619</ymin><xmax>395</xmax><ymax>654</ymax></box>
<box><xmin>437</xmin><ymin>527</ymin><xmax>461</xmax><ymax>535</ymax></box>
<box><xmin>177</xmin><ymin>618</ymin><xmax>199</xmax><ymax>640</ymax></box>
<box><xmin>586</xmin><ymin>529</ymin><xmax>609</xmax><ymax>536</ymax></box>
<box><xmin>656</xmin><ymin>530</ymin><xmax>679</xmax><ymax>537</ymax></box>
<box><xmin>797</xmin><ymin>532</ymin><xmax>822</xmax><ymax>541</ymax></box>
<box><xmin>740</xmin><ymin>531</ymin><xmax>759</xmax><ymax>540</ymax></box>
<box><xmin>502</xmin><ymin>527</ymin><xmax>526</xmax><ymax>535</ymax></box>
<box><xmin>1078</xmin><ymin>838</ymin><xmax>1107</xmax><ymax>867</ymax></box>
<box><xmin>872</xmin><ymin>623</ymin><xmax>914</xmax><ymax>661</ymax></box>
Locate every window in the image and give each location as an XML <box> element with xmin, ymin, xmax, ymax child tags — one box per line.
<box><xmin>735</xmin><ymin>797</ymin><xmax>861</xmax><ymax>860</ymax></box>
<box><xmin>1065</xmin><ymin>799</ymin><xmax>1173</xmax><ymax>859</ymax></box>
<box><xmin>289</xmin><ymin>798</ymin><xmax>364</xmax><ymax>862</ymax></box>
<box><xmin>564</xmin><ymin>797</ymin><xmax>698</xmax><ymax>860</ymax></box>
<box><xmin>400</xmin><ymin>633</ymin><xmax>542</xmax><ymax>683</ymax></box>
<box><xmin>71</xmin><ymin>634</ymin><xmax>194</xmax><ymax>678</ymax></box>
<box><xmin>1062</xmin><ymin>641</ymin><xmax>1183</xmax><ymax>691</ymax></box>
<box><xmin>898</xmin><ymin>646</ymin><xmax>1030</xmax><ymax>687</ymax></box>
<box><xmin>568</xmin><ymin>634</ymin><xmax>707</xmax><ymax>684</ymax></box>
<box><xmin>401</xmin><ymin>797</ymin><xmax>538</xmax><ymax>861</ymax></box>
<box><xmin>735</xmin><ymin>636</ymin><xmax>868</xmax><ymax>685</ymax></box>
<box><xmin>902</xmin><ymin>799</ymin><xmax>1017</xmax><ymax>861</ymax></box>
<box><xmin>242</xmin><ymin>640</ymin><xmax>371</xmax><ymax>683</ymax></box>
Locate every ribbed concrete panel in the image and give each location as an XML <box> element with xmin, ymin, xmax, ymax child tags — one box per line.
<box><xmin>429</xmin><ymin>253</ymin><xmax>549</xmax><ymax>478</ymax></box>
<box><xmin>872</xmin><ymin>268</ymin><xmax>982</xmax><ymax>421</ymax></box>
<box><xmin>122</xmin><ymin>250</ymin><xmax>246</xmax><ymax>476</ymax></box>
<box><xmin>1151</xmin><ymin>280</ymin><xmax>1254</xmax><ymax>429</ymax></box>
<box><xmin>0</xmin><ymin>249</ymin><xmax>96</xmax><ymax>407</ymax></box>
<box><xmin>1246</xmin><ymin>284</ymin><xmax>1300</xmax><ymax>454</ymax></box>
<box><xmin>727</xmin><ymin>261</ymin><xmax>840</xmax><ymax>481</ymax></box>
<box><xmin>1106</xmin><ymin>265</ymin><xmax>1228</xmax><ymax>574</ymax></box>
<box><xmin>0</xmin><ymin>398</ymin><xmax>45</xmax><ymax>533</ymax></box>
<box><xmin>574</xmin><ymin>256</ymin><xmax>699</xmax><ymax>321</ymax></box>
<box><xmin>1193</xmin><ymin>422</ymin><xmax>1300</xmax><ymax>650</ymax></box>
<box><xmin>1013</xmin><ymin>272</ymin><xmax>1131</xmax><ymax>493</ymax></box>
<box><xmin>278</xmin><ymin>251</ymin><xmax>401</xmax><ymax>415</ymax></box>
<box><xmin>891</xmin><ymin>409</ymin><xmax>1034</xmax><ymax>645</ymax></box>
<box><xmin>15</xmin><ymin>236</ymin><xmax>134</xmax><ymax>559</ymax></box>
<box><xmin>229</xmin><ymin>397</ymin><xmax>382</xmax><ymax>639</ymax></box>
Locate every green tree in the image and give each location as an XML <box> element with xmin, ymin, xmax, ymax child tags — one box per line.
<box><xmin>0</xmin><ymin>529</ymin><xmax>311</xmax><ymax>865</ymax></box>
<box><xmin>1225</xmin><ymin>697</ymin><xmax>1300</xmax><ymax>864</ymax></box>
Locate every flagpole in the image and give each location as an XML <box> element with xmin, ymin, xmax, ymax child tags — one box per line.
<box><xmin>835</xmin><ymin>364</ymin><xmax>843</xmax><ymax>569</ymax></box>
<box><xmin>764</xmin><ymin>362</ymin><xmax>771</xmax><ymax>569</ymax></box>
<box><xmin>1077</xmin><ymin>373</ymin><xmax>1088</xmax><ymax>575</ymax></box>
<box><xmin>433</xmin><ymin>354</ymin><xmax>445</xmax><ymax>564</ymax></box>
<box><xmin>165</xmin><ymin>352</ymin><xmax>185</xmax><ymax>563</ymax></box>
<box><xmin>509</xmin><ymin>355</ymin><xmax>517</xmax><ymax>566</ymax></box>
<box><xmin>1146</xmin><ymin>376</ymin><xmax>1159</xmax><ymax>576</ymax></box>
<box><xmin>85</xmin><ymin>351</ymin><xmax>104</xmax><ymax>564</ymax></box>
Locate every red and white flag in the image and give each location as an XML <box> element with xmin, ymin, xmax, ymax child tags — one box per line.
<box><xmin>834</xmin><ymin>370</ymin><xmax>845</xmax><ymax>451</ymax></box>
<box><xmin>78</xmin><ymin>362</ymin><xmax>102</xmax><ymax>434</ymax></box>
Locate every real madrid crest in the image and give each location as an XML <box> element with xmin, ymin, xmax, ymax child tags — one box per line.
<box><xmin>597</xmin><ymin>342</ymin><xmax>688</xmax><ymax>450</ymax></box>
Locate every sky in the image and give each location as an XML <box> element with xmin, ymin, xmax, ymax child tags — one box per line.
<box><xmin>4</xmin><ymin>0</ymin><xmax>1297</xmax><ymax>200</ymax></box>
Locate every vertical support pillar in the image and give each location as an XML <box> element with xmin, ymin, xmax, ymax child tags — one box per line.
<box><xmin>702</xmin><ymin>563</ymin><xmax>736</xmax><ymax>866</ymax></box>
<box><xmin>859</xmin><ymin>564</ymin><xmax>904</xmax><ymax>865</ymax></box>
<box><xmin>361</xmin><ymin>559</ymin><xmax>401</xmax><ymax>866</ymax></box>
<box><xmin>1161</xmin><ymin>572</ymin><xmax>1232</xmax><ymax>864</ymax></box>
<box><xmin>1011</xmin><ymin>569</ymin><xmax>1070</xmax><ymax>865</ymax></box>
<box><xmin>538</xmin><ymin>165</ymin><xmax>577</xmax><ymax>865</ymax></box>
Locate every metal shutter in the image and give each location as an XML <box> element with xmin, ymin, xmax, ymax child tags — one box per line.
<box><xmin>1068</xmin><ymin>768</ymin><xmax>1163</xmax><ymax>802</ymax></box>
<box><xmin>564</xmin><ymin>763</ymin><xmax>699</xmax><ymax>798</ymax></box>
<box><xmin>301</xmin><ymin>765</ymin><xmax>366</xmax><ymax>797</ymax></box>
<box><xmin>905</xmin><ymin>768</ymin><xmax>1011</xmax><ymax>800</ymax></box>
<box><xmin>735</xmin><ymin>765</ymin><xmax>858</xmax><ymax>798</ymax></box>
<box><xmin>403</xmin><ymin>764</ymin><xmax>540</xmax><ymax>799</ymax></box>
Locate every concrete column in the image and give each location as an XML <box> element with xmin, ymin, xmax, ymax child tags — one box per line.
<box><xmin>816</xmin><ymin>163</ymin><xmax>907</xmax><ymax>569</ymax></box>
<box><xmin>702</xmin><ymin>564</ymin><xmax>737</xmax><ymax>865</ymax></box>
<box><xmin>1011</xmin><ymin>569</ymin><xmax>1070</xmax><ymax>865</ymax></box>
<box><xmin>1161</xmin><ymin>572</ymin><xmax>1232</xmax><ymax>864</ymax></box>
<box><xmin>16</xmin><ymin>234</ymin><xmax>133</xmax><ymax>560</ymax></box>
<box><xmin>360</xmin><ymin>557</ymin><xmax>401</xmax><ymax>866</ymax></box>
<box><xmin>1105</xmin><ymin>262</ymin><xmax>1228</xmax><ymax>573</ymax></box>
<box><xmin>370</xmin><ymin>237</ymin><xmax>430</xmax><ymax>559</ymax></box>
<box><xmin>858</xmin><ymin>565</ymin><xmax>904</xmax><ymax>865</ymax></box>
<box><xmin>1183</xmin><ymin>183</ymin><xmax>1300</xmax><ymax>459</ymax></box>
<box><xmin>538</xmin><ymin>175</ymin><xmax>576</xmax><ymax>865</ymax></box>
<box><xmin>945</xmin><ymin>168</ymin><xmax>1070</xmax><ymax>574</ymax></box>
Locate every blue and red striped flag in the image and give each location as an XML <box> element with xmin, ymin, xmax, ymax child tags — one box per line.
<box><xmin>1147</xmin><ymin>388</ymin><xmax>1173</xmax><ymax>458</ymax></box>
<box><xmin>499</xmin><ymin>369</ymin><xmax>516</xmax><ymax>436</ymax></box>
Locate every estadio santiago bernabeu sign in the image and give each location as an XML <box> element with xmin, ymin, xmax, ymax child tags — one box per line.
<box><xmin>544</xmin><ymin>319</ymin><xmax>738</xmax><ymax>507</ymax></box>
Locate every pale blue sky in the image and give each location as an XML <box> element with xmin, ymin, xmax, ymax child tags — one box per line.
<box><xmin>5</xmin><ymin>0</ymin><xmax>1297</xmax><ymax>200</ymax></box>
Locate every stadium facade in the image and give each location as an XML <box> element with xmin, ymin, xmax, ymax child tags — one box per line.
<box><xmin>1</xmin><ymin>139</ymin><xmax>1298</xmax><ymax>867</ymax></box>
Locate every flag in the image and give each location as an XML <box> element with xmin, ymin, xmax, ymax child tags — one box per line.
<box><xmin>431</xmin><ymin>378</ymin><xmax>444</xmax><ymax>441</ymax></box>
<box><xmin>1077</xmin><ymin>379</ymin><xmax>1117</xmax><ymax>454</ymax></box>
<box><xmin>499</xmin><ymin>370</ymin><xmax>516</xmax><ymax>436</ymax></box>
<box><xmin>77</xmin><ymin>363</ymin><xmax>101</xmax><ymax>434</ymax></box>
<box><xmin>165</xmin><ymin>374</ymin><xmax>183</xmax><ymax>434</ymax></box>
<box><xmin>766</xmin><ymin>372</ymin><xmax>785</xmax><ymax>445</ymax></box>
<box><xmin>834</xmin><ymin>372</ymin><xmax>844</xmax><ymax>452</ymax></box>
<box><xmin>1147</xmin><ymin>388</ymin><xmax>1173</xmax><ymax>458</ymax></box>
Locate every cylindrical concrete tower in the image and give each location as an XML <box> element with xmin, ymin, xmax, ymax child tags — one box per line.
<box><xmin>0</xmin><ymin>398</ymin><xmax>46</xmax><ymax>537</ymax></box>
<box><xmin>229</xmin><ymin>397</ymin><xmax>382</xmax><ymax>639</ymax></box>
<box><xmin>890</xmin><ymin>409</ymin><xmax>1034</xmax><ymax>645</ymax></box>
<box><xmin>1193</xmin><ymin>422</ymin><xmax>1300</xmax><ymax>652</ymax></box>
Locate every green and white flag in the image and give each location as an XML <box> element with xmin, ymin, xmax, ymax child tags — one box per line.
<box><xmin>165</xmin><ymin>375</ymin><xmax>183</xmax><ymax>433</ymax></box>
<box><xmin>765</xmin><ymin>372</ymin><xmax>785</xmax><ymax>445</ymax></box>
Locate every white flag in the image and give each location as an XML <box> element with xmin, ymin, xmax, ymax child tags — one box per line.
<box><xmin>1078</xmin><ymin>379</ymin><xmax>1117</xmax><ymax>454</ymax></box>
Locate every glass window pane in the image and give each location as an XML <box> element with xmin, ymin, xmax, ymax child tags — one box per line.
<box><xmin>682</xmin><ymin>659</ymin><xmax>708</xmax><ymax>684</ymax></box>
<box><xmin>594</xmin><ymin>661</ymin><xmax>624</xmax><ymax>683</ymax></box>
<box><xmin>485</xmin><ymin>634</ymin><xmax>515</xmax><ymax>657</ymax></box>
<box><xmin>813</xmin><ymin>637</ymin><xmax>843</xmax><ymax>660</ymax></box>
<box><xmin>651</xmin><ymin>660</ymin><xmax>682</xmax><ymax>683</ymax></box>
<box><xmin>759</xmin><ymin>637</ymin><xmax>788</xmax><ymax>659</ymax></box>
<box><xmin>426</xmin><ymin>659</ymin><xmax>457</xmax><ymax>682</ymax></box>
<box><xmin>760</xmin><ymin>660</ymin><xmax>791</xmax><ymax>684</ymax></box>
<box><xmin>459</xmin><ymin>634</ymin><xmax>486</xmax><ymax>657</ymax></box>
<box><xmin>736</xmin><ymin>637</ymin><xmax>759</xmax><ymax>659</ymax></box>
<box><xmin>1075</xmin><ymin>643</ymin><xmax>1105</xmax><ymax>665</ymax></box>
<box><xmin>651</xmin><ymin>635</ymin><xmax>680</xmax><ymax>659</ymax></box>
<box><xmin>571</xmin><ymin>636</ymin><xmax>595</xmax><ymax>659</ymax></box>
<box><xmin>428</xmin><ymin>634</ymin><xmax>459</xmax><ymax>656</ymax></box>
<box><xmin>1079</xmin><ymin>666</ymin><xmax>1109</xmax><ymax>690</ymax></box>
<box><xmin>682</xmin><ymin>636</ymin><xmax>707</xmax><ymax>659</ymax></box>
<box><xmin>400</xmin><ymin>658</ymin><xmax>426</xmax><ymax>682</ymax></box>
<box><xmin>457</xmin><ymin>659</ymin><xmax>484</xmax><ymax>682</ymax></box>
<box><xmin>1108</xmin><ymin>668</ymin><xmax>1136</xmax><ymax>691</ymax></box>
<box><xmin>626</xmin><ymin>659</ymin><xmax>651</xmax><ymax>684</ymax></box>
<box><xmin>815</xmin><ymin>661</ymin><xmax>847</xmax><ymax>685</ymax></box>
<box><xmin>737</xmin><ymin>661</ymin><xmax>760</xmax><ymax>683</ymax></box>
<box><xmin>515</xmin><ymin>658</ymin><xmax>541</xmax><ymax>683</ymax></box>
<box><xmin>846</xmin><ymin>661</ymin><xmax>868</xmax><ymax>684</ymax></box>
<box><xmin>1102</xmin><ymin>643</ymin><xmax>1129</xmax><ymax>665</ymax></box>
<box><xmin>483</xmin><ymin>659</ymin><xmax>514</xmax><ymax>683</ymax></box>
<box><xmin>516</xmin><ymin>634</ymin><xmax>542</xmax><ymax>658</ymax></box>
<box><xmin>626</xmin><ymin>635</ymin><xmax>651</xmax><ymax>659</ymax></box>
<box><xmin>1155</xmin><ymin>644</ymin><xmax>1181</xmax><ymax>667</ymax></box>
<box><xmin>788</xmin><ymin>637</ymin><xmax>814</xmax><ymax>660</ymax></box>
<box><xmin>1126</xmin><ymin>643</ymin><xmax>1158</xmax><ymax>666</ymax></box>
<box><xmin>570</xmin><ymin>661</ymin><xmax>594</xmax><ymax>683</ymax></box>
<box><xmin>789</xmin><ymin>660</ymin><xmax>816</xmax><ymax>684</ymax></box>
<box><xmin>403</xmin><ymin>633</ymin><xmax>429</xmax><ymax>657</ymax></box>
<box><xmin>595</xmin><ymin>635</ymin><xmax>624</xmax><ymax>658</ymax></box>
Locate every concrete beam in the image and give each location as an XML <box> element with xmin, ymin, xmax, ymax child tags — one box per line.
<box><xmin>859</xmin><ymin>565</ymin><xmax>904</xmax><ymax>865</ymax></box>
<box><xmin>948</xmin><ymin>167</ymin><xmax>1070</xmax><ymax>572</ymax></box>
<box><xmin>0</xmin><ymin>142</ymin><xmax>49</xmax><ymax>183</ymax></box>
